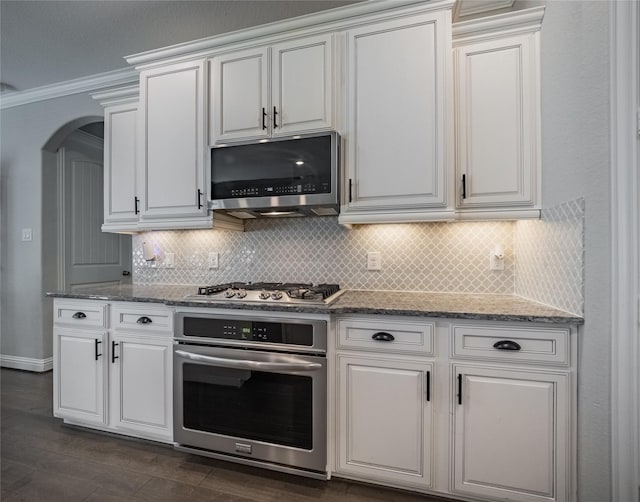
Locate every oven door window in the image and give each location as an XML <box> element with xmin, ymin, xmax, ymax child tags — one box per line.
<box><xmin>182</xmin><ymin>363</ymin><xmax>313</xmax><ymax>450</ymax></box>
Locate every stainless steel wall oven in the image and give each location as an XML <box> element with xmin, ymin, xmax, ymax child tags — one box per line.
<box><xmin>173</xmin><ymin>311</ymin><xmax>328</xmax><ymax>479</ymax></box>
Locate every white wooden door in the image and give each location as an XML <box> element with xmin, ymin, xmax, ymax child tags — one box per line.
<box><xmin>60</xmin><ymin>132</ymin><xmax>132</xmax><ymax>289</ymax></box>
<box><xmin>210</xmin><ymin>47</ymin><xmax>269</xmax><ymax>143</ymax></box>
<box><xmin>455</xmin><ymin>33</ymin><xmax>538</xmax><ymax>208</ymax></box>
<box><xmin>453</xmin><ymin>364</ymin><xmax>569</xmax><ymax>502</ymax></box>
<box><xmin>344</xmin><ymin>12</ymin><xmax>449</xmax><ymax>212</ymax></box>
<box><xmin>272</xmin><ymin>34</ymin><xmax>333</xmax><ymax>136</ymax></box>
<box><xmin>53</xmin><ymin>328</ymin><xmax>107</xmax><ymax>425</ymax></box>
<box><xmin>103</xmin><ymin>102</ymin><xmax>138</xmax><ymax>228</ymax></box>
<box><xmin>139</xmin><ymin>60</ymin><xmax>208</xmax><ymax>221</ymax></box>
<box><xmin>109</xmin><ymin>333</ymin><xmax>172</xmax><ymax>441</ymax></box>
<box><xmin>337</xmin><ymin>354</ymin><xmax>433</xmax><ymax>488</ymax></box>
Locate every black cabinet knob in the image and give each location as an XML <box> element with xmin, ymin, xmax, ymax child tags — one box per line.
<box><xmin>72</xmin><ymin>312</ymin><xmax>86</xmax><ymax>319</ymax></box>
<box><xmin>137</xmin><ymin>316</ymin><xmax>152</xmax><ymax>324</ymax></box>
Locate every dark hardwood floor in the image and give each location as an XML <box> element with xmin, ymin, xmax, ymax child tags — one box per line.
<box><xmin>1</xmin><ymin>368</ymin><xmax>455</xmax><ymax>502</ymax></box>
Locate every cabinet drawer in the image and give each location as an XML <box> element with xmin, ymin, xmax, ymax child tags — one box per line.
<box><xmin>451</xmin><ymin>325</ymin><xmax>570</xmax><ymax>366</ymax></box>
<box><xmin>337</xmin><ymin>317</ymin><xmax>434</xmax><ymax>356</ymax></box>
<box><xmin>111</xmin><ymin>304</ymin><xmax>173</xmax><ymax>335</ymax></box>
<box><xmin>54</xmin><ymin>300</ymin><xmax>107</xmax><ymax>328</ymax></box>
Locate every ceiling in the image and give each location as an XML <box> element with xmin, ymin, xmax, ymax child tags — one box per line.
<box><xmin>0</xmin><ymin>0</ymin><xmax>360</xmax><ymax>93</ymax></box>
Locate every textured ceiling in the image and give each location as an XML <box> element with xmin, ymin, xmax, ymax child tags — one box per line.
<box><xmin>0</xmin><ymin>0</ymin><xmax>359</xmax><ymax>93</ymax></box>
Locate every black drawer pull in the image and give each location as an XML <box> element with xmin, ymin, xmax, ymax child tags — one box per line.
<box><xmin>137</xmin><ymin>316</ymin><xmax>153</xmax><ymax>324</ymax></box>
<box><xmin>72</xmin><ymin>312</ymin><xmax>86</xmax><ymax>319</ymax></box>
<box><xmin>457</xmin><ymin>374</ymin><xmax>462</xmax><ymax>405</ymax></box>
<box><xmin>371</xmin><ymin>332</ymin><xmax>395</xmax><ymax>342</ymax></box>
<box><xmin>95</xmin><ymin>339</ymin><xmax>102</xmax><ymax>361</ymax></box>
<box><xmin>111</xmin><ymin>341</ymin><xmax>119</xmax><ymax>364</ymax></box>
<box><xmin>493</xmin><ymin>340</ymin><xmax>522</xmax><ymax>351</ymax></box>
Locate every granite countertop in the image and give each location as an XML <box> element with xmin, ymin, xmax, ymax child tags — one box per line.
<box><xmin>47</xmin><ymin>284</ymin><xmax>584</xmax><ymax>324</ymax></box>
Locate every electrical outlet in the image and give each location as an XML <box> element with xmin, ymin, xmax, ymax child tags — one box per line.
<box><xmin>165</xmin><ymin>253</ymin><xmax>175</xmax><ymax>268</ymax></box>
<box><xmin>367</xmin><ymin>251</ymin><xmax>382</xmax><ymax>271</ymax></box>
<box><xmin>208</xmin><ymin>251</ymin><xmax>219</xmax><ymax>270</ymax></box>
<box><xmin>489</xmin><ymin>246</ymin><xmax>505</xmax><ymax>271</ymax></box>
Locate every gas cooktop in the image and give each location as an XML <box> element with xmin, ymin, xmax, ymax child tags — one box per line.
<box><xmin>185</xmin><ymin>282</ymin><xmax>343</xmax><ymax>305</ymax></box>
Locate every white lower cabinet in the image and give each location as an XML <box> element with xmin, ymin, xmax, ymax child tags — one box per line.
<box><xmin>452</xmin><ymin>365</ymin><xmax>569</xmax><ymax>502</ymax></box>
<box><xmin>334</xmin><ymin>316</ymin><xmax>435</xmax><ymax>489</ymax></box>
<box><xmin>333</xmin><ymin>316</ymin><xmax>577</xmax><ymax>502</ymax></box>
<box><xmin>109</xmin><ymin>332</ymin><xmax>173</xmax><ymax>441</ymax></box>
<box><xmin>54</xmin><ymin>328</ymin><xmax>107</xmax><ymax>425</ymax></box>
<box><xmin>53</xmin><ymin>299</ymin><xmax>173</xmax><ymax>443</ymax></box>
<box><xmin>337</xmin><ymin>354</ymin><xmax>433</xmax><ymax>488</ymax></box>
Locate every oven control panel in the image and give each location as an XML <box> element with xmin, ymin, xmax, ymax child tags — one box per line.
<box><xmin>182</xmin><ymin>316</ymin><xmax>315</xmax><ymax>347</ymax></box>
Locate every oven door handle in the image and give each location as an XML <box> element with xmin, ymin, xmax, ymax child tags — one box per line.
<box><xmin>175</xmin><ymin>350</ymin><xmax>323</xmax><ymax>372</ymax></box>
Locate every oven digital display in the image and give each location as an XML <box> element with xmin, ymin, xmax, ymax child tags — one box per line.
<box><xmin>183</xmin><ymin>317</ymin><xmax>314</xmax><ymax>346</ymax></box>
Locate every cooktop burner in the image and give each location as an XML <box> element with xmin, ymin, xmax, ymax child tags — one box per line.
<box><xmin>187</xmin><ymin>282</ymin><xmax>343</xmax><ymax>305</ymax></box>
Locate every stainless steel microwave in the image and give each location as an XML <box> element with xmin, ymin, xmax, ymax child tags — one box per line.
<box><xmin>208</xmin><ymin>131</ymin><xmax>340</xmax><ymax>218</ymax></box>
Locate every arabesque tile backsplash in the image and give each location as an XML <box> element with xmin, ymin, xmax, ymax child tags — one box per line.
<box><xmin>134</xmin><ymin>219</ymin><xmax>515</xmax><ymax>293</ymax></box>
<box><xmin>132</xmin><ymin>199</ymin><xmax>584</xmax><ymax>314</ymax></box>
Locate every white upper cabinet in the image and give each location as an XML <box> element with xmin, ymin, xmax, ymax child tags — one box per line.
<box><xmin>138</xmin><ymin>60</ymin><xmax>212</xmax><ymax>228</ymax></box>
<box><xmin>453</xmin><ymin>7</ymin><xmax>544</xmax><ymax>219</ymax></box>
<box><xmin>93</xmin><ymin>86</ymin><xmax>140</xmax><ymax>233</ymax></box>
<box><xmin>271</xmin><ymin>35</ymin><xmax>334</xmax><ymax>135</ymax></box>
<box><xmin>210</xmin><ymin>33</ymin><xmax>334</xmax><ymax>144</ymax></box>
<box><xmin>339</xmin><ymin>9</ymin><xmax>454</xmax><ymax>225</ymax></box>
<box><xmin>211</xmin><ymin>47</ymin><xmax>269</xmax><ymax>142</ymax></box>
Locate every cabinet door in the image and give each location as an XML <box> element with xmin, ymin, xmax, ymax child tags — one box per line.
<box><xmin>455</xmin><ymin>33</ymin><xmax>539</xmax><ymax>209</ymax></box>
<box><xmin>210</xmin><ymin>47</ymin><xmax>269</xmax><ymax>143</ymax></box>
<box><xmin>343</xmin><ymin>12</ymin><xmax>451</xmax><ymax>216</ymax></box>
<box><xmin>139</xmin><ymin>60</ymin><xmax>208</xmax><ymax>222</ymax></box>
<box><xmin>337</xmin><ymin>354</ymin><xmax>433</xmax><ymax>488</ymax></box>
<box><xmin>109</xmin><ymin>333</ymin><xmax>173</xmax><ymax>442</ymax></box>
<box><xmin>53</xmin><ymin>328</ymin><xmax>107</xmax><ymax>425</ymax></box>
<box><xmin>272</xmin><ymin>34</ymin><xmax>333</xmax><ymax>136</ymax></box>
<box><xmin>103</xmin><ymin>103</ymin><xmax>138</xmax><ymax>228</ymax></box>
<box><xmin>453</xmin><ymin>364</ymin><xmax>569</xmax><ymax>502</ymax></box>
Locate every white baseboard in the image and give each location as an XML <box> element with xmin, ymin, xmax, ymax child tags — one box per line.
<box><xmin>0</xmin><ymin>354</ymin><xmax>53</xmax><ymax>372</ymax></box>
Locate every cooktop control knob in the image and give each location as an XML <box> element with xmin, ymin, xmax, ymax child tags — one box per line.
<box><xmin>236</xmin><ymin>289</ymin><xmax>247</xmax><ymax>299</ymax></box>
<box><xmin>271</xmin><ymin>291</ymin><xmax>283</xmax><ymax>300</ymax></box>
<box><xmin>224</xmin><ymin>288</ymin><xmax>236</xmax><ymax>298</ymax></box>
<box><xmin>259</xmin><ymin>290</ymin><xmax>270</xmax><ymax>300</ymax></box>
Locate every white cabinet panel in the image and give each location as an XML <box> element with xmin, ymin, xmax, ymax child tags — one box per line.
<box><xmin>210</xmin><ymin>34</ymin><xmax>334</xmax><ymax>144</ymax></box>
<box><xmin>54</xmin><ymin>328</ymin><xmax>107</xmax><ymax>425</ymax></box>
<box><xmin>453</xmin><ymin>9</ymin><xmax>542</xmax><ymax>217</ymax></box>
<box><xmin>111</xmin><ymin>334</ymin><xmax>173</xmax><ymax>440</ymax></box>
<box><xmin>340</xmin><ymin>11</ymin><xmax>452</xmax><ymax>224</ymax></box>
<box><xmin>272</xmin><ymin>34</ymin><xmax>333</xmax><ymax>135</ymax></box>
<box><xmin>337</xmin><ymin>354</ymin><xmax>433</xmax><ymax>487</ymax></box>
<box><xmin>453</xmin><ymin>364</ymin><xmax>569</xmax><ymax>502</ymax></box>
<box><xmin>139</xmin><ymin>60</ymin><xmax>209</xmax><ymax>224</ymax></box>
<box><xmin>104</xmin><ymin>103</ymin><xmax>138</xmax><ymax>226</ymax></box>
<box><xmin>211</xmin><ymin>48</ymin><xmax>269</xmax><ymax>142</ymax></box>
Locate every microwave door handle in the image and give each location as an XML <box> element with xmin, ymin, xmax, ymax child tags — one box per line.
<box><xmin>175</xmin><ymin>350</ymin><xmax>322</xmax><ymax>372</ymax></box>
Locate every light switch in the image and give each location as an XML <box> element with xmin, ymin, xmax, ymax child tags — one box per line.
<box><xmin>21</xmin><ymin>228</ymin><xmax>32</xmax><ymax>242</ymax></box>
<box><xmin>367</xmin><ymin>251</ymin><xmax>382</xmax><ymax>271</ymax></box>
<box><xmin>165</xmin><ymin>253</ymin><xmax>175</xmax><ymax>268</ymax></box>
<box><xmin>208</xmin><ymin>251</ymin><xmax>219</xmax><ymax>270</ymax></box>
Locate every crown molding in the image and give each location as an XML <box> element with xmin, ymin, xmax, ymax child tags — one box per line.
<box><xmin>91</xmin><ymin>85</ymin><xmax>139</xmax><ymax>107</ymax></box>
<box><xmin>452</xmin><ymin>5</ymin><xmax>545</xmax><ymax>43</ymax></box>
<box><xmin>0</xmin><ymin>67</ymin><xmax>138</xmax><ymax>110</ymax></box>
<box><xmin>125</xmin><ymin>0</ymin><xmax>455</xmax><ymax>68</ymax></box>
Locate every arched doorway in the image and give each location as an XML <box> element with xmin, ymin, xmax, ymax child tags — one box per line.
<box><xmin>41</xmin><ymin>117</ymin><xmax>131</xmax><ymax>296</ymax></box>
